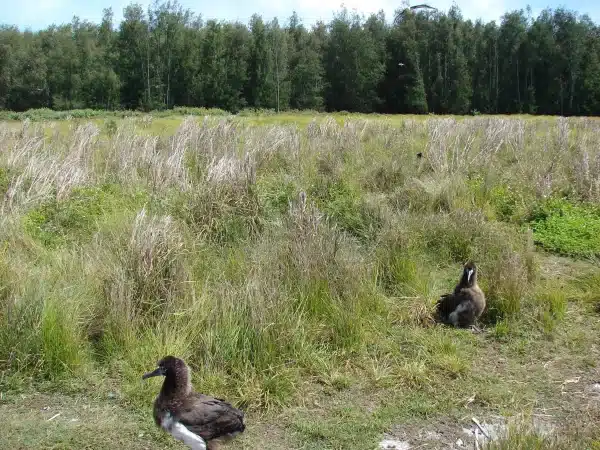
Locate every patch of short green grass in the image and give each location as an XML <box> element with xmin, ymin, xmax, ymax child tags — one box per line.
<box><xmin>22</xmin><ymin>184</ymin><xmax>147</xmax><ymax>248</ymax></box>
<box><xmin>529</xmin><ymin>197</ymin><xmax>600</xmax><ymax>258</ymax></box>
<box><xmin>483</xmin><ymin>425</ymin><xmax>578</xmax><ymax>450</ymax></box>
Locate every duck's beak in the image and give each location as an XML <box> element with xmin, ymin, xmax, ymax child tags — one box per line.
<box><xmin>142</xmin><ymin>367</ymin><xmax>164</xmax><ymax>380</ymax></box>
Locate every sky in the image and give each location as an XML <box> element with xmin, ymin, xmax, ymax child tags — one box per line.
<box><xmin>1</xmin><ymin>0</ymin><xmax>599</xmax><ymax>31</ymax></box>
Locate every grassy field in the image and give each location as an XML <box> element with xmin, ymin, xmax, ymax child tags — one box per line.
<box><xmin>0</xmin><ymin>111</ymin><xmax>599</xmax><ymax>449</ymax></box>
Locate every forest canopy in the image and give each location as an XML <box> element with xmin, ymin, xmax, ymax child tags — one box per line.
<box><xmin>0</xmin><ymin>1</ymin><xmax>599</xmax><ymax>116</ymax></box>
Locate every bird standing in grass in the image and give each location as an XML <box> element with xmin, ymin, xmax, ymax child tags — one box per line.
<box><xmin>143</xmin><ymin>356</ymin><xmax>245</xmax><ymax>450</ymax></box>
<box><xmin>435</xmin><ymin>262</ymin><xmax>486</xmax><ymax>331</ymax></box>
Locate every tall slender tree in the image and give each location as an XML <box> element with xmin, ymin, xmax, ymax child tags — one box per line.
<box><xmin>287</xmin><ymin>12</ymin><xmax>324</xmax><ymax>110</ymax></box>
<box><xmin>383</xmin><ymin>8</ymin><xmax>428</xmax><ymax>113</ymax></box>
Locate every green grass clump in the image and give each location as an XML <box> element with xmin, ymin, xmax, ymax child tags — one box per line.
<box><xmin>0</xmin><ymin>254</ymin><xmax>91</xmax><ymax>380</ymax></box>
<box><xmin>531</xmin><ymin>281</ymin><xmax>569</xmax><ymax>333</ymax></box>
<box><xmin>256</xmin><ymin>174</ymin><xmax>298</xmax><ymax>217</ymax></box>
<box><xmin>309</xmin><ymin>167</ymin><xmax>382</xmax><ymax>241</ymax></box>
<box><xmin>483</xmin><ymin>424</ymin><xmax>576</xmax><ymax>450</ymax></box>
<box><xmin>392</xmin><ymin>175</ymin><xmax>470</xmax><ymax>214</ymax></box>
<box><xmin>40</xmin><ymin>294</ymin><xmax>88</xmax><ymax>377</ymax></box>
<box><xmin>488</xmin><ymin>183</ymin><xmax>528</xmax><ymax>222</ymax></box>
<box><xmin>170</xmin><ymin>184</ymin><xmax>262</xmax><ymax>244</ymax></box>
<box><xmin>22</xmin><ymin>184</ymin><xmax>145</xmax><ymax>248</ymax></box>
<box><xmin>0</xmin><ymin>167</ymin><xmax>14</xmax><ymax>196</ymax></box>
<box><xmin>529</xmin><ymin>198</ymin><xmax>600</xmax><ymax>258</ymax></box>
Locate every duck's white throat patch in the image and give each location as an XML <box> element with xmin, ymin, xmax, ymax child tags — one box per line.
<box><xmin>161</xmin><ymin>412</ymin><xmax>207</xmax><ymax>450</ymax></box>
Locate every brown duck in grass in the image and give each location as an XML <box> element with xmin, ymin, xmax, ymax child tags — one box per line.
<box><xmin>435</xmin><ymin>262</ymin><xmax>486</xmax><ymax>332</ymax></box>
<box><xmin>142</xmin><ymin>356</ymin><xmax>245</xmax><ymax>450</ymax></box>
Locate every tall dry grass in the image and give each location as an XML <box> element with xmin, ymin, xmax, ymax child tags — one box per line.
<box><xmin>0</xmin><ymin>114</ymin><xmax>598</xmax><ymax>409</ymax></box>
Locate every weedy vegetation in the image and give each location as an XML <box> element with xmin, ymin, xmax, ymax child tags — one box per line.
<box><xmin>0</xmin><ymin>112</ymin><xmax>599</xmax><ymax>449</ymax></box>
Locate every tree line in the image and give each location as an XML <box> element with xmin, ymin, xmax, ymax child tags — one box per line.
<box><xmin>1</xmin><ymin>1</ymin><xmax>599</xmax><ymax>116</ymax></box>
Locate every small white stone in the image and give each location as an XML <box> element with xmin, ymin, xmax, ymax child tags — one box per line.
<box><xmin>378</xmin><ymin>439</ymin><xmax>411</xmax><ymax>450</ymax></box>
<box><xmin>455</xmin><ymin>438</ymin><xmax>464</xmax><ymax>447</ymax></box>
<box><xmin>423</xmin><ymin>430</ymin><xmax>442</xmax><ymax>440</ymax></box>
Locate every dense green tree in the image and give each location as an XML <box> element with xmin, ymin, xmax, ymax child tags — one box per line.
<box><xmin>446</xmin><ymin>7</ymin><xmax>472</xmax><ymax>114</ymax></box>
<box><xmin>287</xmin><ymin>12</ymin><xmax>324</xmax><ymax>110</ymax></box>
<box><xmin>246</xmin><ymin>15</ymin><xmax>270</xmax><ymax>108</ymax></box>
<box><xmin>0</xmin><ymin>26</ymin><xmax>21</xmax><ymax>109</ymax></box>
<box><xmin>8</xmin><ymin>31</ymin><xmax>48</xmax><ymax>110</ymax></box>
<box><xmin>198</xmin><ymin>20</ymin><xmax>228</xmax><ymax>107</ymax></box>
<box><xmin>117</xmin><ymin>4</ymin><xmax>150</xmax><ymax>109</ymax></box>
<box><xmin>470</xmin><ymin>21</ymin><xmax>491</xmax><ymax>113</ymax></box>
<box><xmin>497</xmin><ymin>11</ymin><xmax>528</xmax><ymax>113</ymax></box>
<box><xmin>324</xmin><ymin>8</ymin><xmax>385</xmax><ymax>112</ymax></box>
<box><xmin>1</xmin><ymin>1</ymin><xmax>600</xmax><ymax>115</ymax></box>
<box><xmin>529</xmin><ymin>10</ymin><xmax>560</xmax><ymax>115</ymax></box>
<box><xmin>384</xmin><ymin>9</ymin><xmax>428</xmax><ymax>113</ymax></box>
<box><xmin>267</xmin><ymin>18</ymin><xmax>291</xmax><ymax>111</ymax></box>
<box><xmin>220</xmin><ymin>22</ymin><xmax>251</xmax><ymax>112</ymax></box>
<box><xmin>147</xmin><ymin>0</ymin><xmax>192</xmax><ymax>108</ymax></box>
<box><xmin>580</xmin><ymin>25</ymin><xmax>600</xmax><ymax>114</ymax></box>
<box><xmin>81</xmin><ymin>8</ymin><xmax>121</xmax><ymax>109</ymax></box>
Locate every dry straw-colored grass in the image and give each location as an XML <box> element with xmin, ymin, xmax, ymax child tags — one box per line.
<box><xmin>0</xmin><ymin>114</ymin><xmax>599</xmax><ymax>420</ymax></box>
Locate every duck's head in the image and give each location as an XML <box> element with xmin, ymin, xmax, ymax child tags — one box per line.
<box><xmin>142</xmin><ymin>355</ymin><xmax>188</xmax><ymax>381</ymax></box>
<box><xmin>462</xmin><ymin>261</ymin><xmax>478</xmax><ymax>286</ymax></box>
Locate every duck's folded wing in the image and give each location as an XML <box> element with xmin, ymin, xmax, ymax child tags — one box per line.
<box><xmin>435</xmin><ymin>292</ymin><xmax>461</xmax><ymax>322</ymax></box>
<box><xmin>178</xmin><ymin>395</ymin><xmax>245</xmax><ymax>441</ymax></box>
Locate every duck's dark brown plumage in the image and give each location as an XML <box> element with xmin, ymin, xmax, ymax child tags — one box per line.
<box><xmin>143</xmin><ymin>356</ymin><xmax>245</xmax><ymax>449</ymax></box>
<box><xmin>435</xmin><ymin>262</ymin><xmax>486</xmax><ymax>328</ymax></box>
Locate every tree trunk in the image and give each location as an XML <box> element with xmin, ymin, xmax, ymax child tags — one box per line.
<box><xmin>147</xmin><ymin>23</ymin><xmax>151</xmax><ymax>107</ymax></box>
